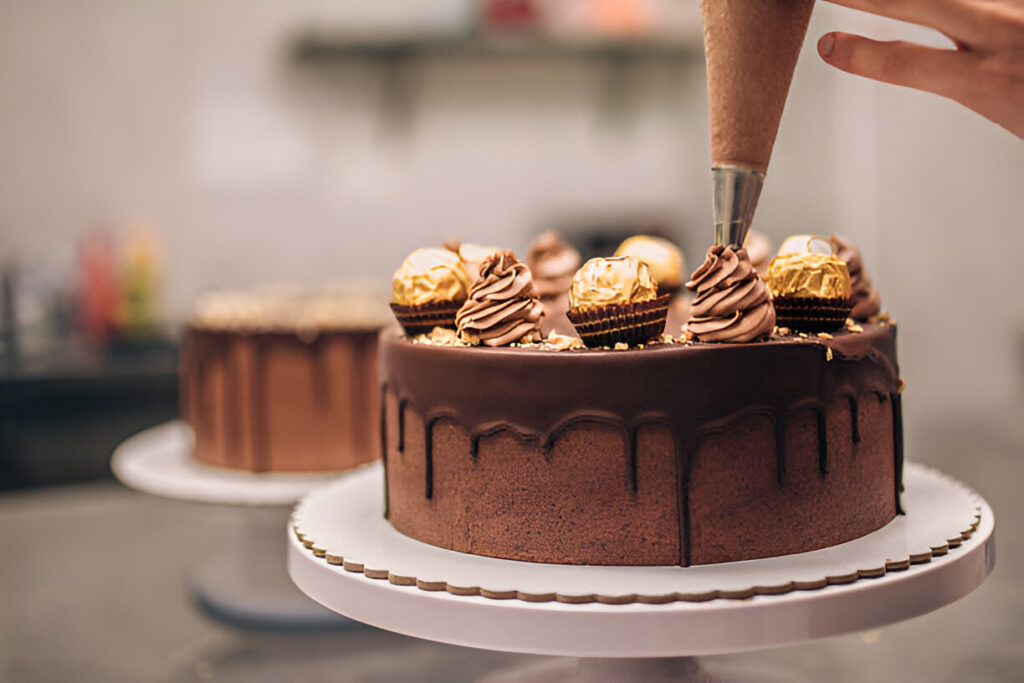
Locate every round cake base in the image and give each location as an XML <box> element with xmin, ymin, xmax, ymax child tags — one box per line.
<box><xmin>111</xmin><ymin>421</ymin><xmax>344</xmax><ymax>506</ymax></box>
<box><xmin>288</xmin><ymin>462</ymin><xmax>993</xmax><ymax>657</ymax></box>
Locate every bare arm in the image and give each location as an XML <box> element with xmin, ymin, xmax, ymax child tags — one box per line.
<box><xmin>817</xmin><ymin>0</ymin><xmax>1024</xmax><ymax>138</ymax></box>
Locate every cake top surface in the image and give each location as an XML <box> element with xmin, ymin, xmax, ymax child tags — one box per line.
<box><xmin>190</xmin><ymin>282</ymin><xmax>392</xmax><ymax>333</ymax></box>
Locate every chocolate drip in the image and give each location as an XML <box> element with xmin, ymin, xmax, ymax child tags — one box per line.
<box><xmin>892</xmin><ymin>391</ymin><xmax>905</xmax><ymax>514</ymax></box>
<box><xmin>814</xmin><ymin>406</ymin><xmax>828</xmax><ymax>476</ymax></box>
<box><xmin>227</xmin><ymin>344</ymin><xmax>243</xmax><ymax>461</ymax></box>
<box><xmin>311</xmin><ymin>336</ymin><xmax>330</xmax><ymax>413</ymax></box>
<box><xmin>424</xmin><ymin>416</ymin><xmax>445</xmax><ymax>500</ymax></box>
<box><xmin>397</xmin><ymin>399</ymin><xmax>408</xmax><ymax>454</ymax></box>
<box><xmin>349</xmin><ymin>334</ymin><xmax>375</xmax><ymax>455</ymax></box>
<box><xmin>847</xmin><ymin>395</ymin><xmax>861</xmax><ymax>445</ymax></box>
<box><xmin>249</xmin><ymin>339</ymin><xmax>269</xmax><ymax>472</ymax></box>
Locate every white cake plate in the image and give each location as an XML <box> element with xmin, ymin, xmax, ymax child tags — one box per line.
<box><xmin>288</xmin><ymin>462</ymin><xmax>994</xmax><ymax>661</ymax></box>
<box><xmin>111</xmin><ymin>421</ymin><xmax>340</xmax><ymax>506</ymax></box>
<box><xmin>112</xmin><ymin>421</ymin><xmax>358</xmax><ymax>630</ymax></box>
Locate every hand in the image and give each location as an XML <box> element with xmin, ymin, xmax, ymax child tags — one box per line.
<box><xmin>817</xmin><ymin>0</ymin><xmax>1024</xmax><ymax>138</ymax></box>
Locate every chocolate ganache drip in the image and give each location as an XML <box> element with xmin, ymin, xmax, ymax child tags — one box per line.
<box><xmin>526</xmin><ymin>231</ymin><xmax>581</xmax><ymax>299</ymax></box>
<box><xmin>456</xmin><ymin>250</ymin><xmax>544</xmax><ymax>347</ymax></box>
<box><xmin>830</xmin><ymin>235</ymin><xmax>881</xmax><ymax>320</ymax></box>
<box><xmin>686</xmin><ymin>244</ymin><xmax>775</xmax><ymax>342</ymax></box>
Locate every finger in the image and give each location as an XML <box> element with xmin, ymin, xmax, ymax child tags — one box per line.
<box><xmin>818</xmin><ymin>0</ymin><xmax>980</xmax><ymax>42</ymax></box>
<box><xmin>818</xmin><ymin>32</ymin><xmax>976</xmax><ymax>103</ymax></box>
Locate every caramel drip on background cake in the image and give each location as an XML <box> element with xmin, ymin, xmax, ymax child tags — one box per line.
<box><xmin>380</xmin><ymin>323</ymin><xmax>903</xmax><ymax>567</ymax></box>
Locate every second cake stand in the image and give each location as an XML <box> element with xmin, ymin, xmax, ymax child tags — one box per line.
<box><xmin>288</xmin><ymin>462</ymin><xmax>994</xmax><ymax>677</ymax></box>
<box><xmin>112</xmin><ymin>421</ymin><xmax>358</xmax><ymax>630</ymax></box>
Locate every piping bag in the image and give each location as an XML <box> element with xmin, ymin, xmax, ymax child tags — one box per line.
<box><xmin>701</xmin><ymin>0</ymin><xmax>815</xmax><ymax>248</ymax></box>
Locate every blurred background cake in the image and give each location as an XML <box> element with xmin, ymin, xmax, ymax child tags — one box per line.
<box><xmin>181</xmin><ymin>284</ymin><xmax>390</xmax><ymax>472</ymax></box>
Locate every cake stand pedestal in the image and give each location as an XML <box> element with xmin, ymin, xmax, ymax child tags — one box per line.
<box><xmin>112</xmin><ymin>421</ymin><xmax>357</xmax><ymax>630</ymax></box>
<box><xmin>288</xmin><ymin>462</ymin><xmax>994</xmax><ymax>680</ymax></box>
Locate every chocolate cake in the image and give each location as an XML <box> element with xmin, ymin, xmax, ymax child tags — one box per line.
<box><xmin>380</xmin><ymin>321</ymin><xmax>902</xmax><ymax>566</ymax></box>
<box><xmin>180</xmin><ymin>285</ymin><xmax>390</xmax><ymax>473</ymax></box>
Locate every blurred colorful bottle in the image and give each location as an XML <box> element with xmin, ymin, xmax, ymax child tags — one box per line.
<box><xmin>118</xmin><ymin>224</ymin><xmax>163</xmax><ymax>340</ymax></box>
<box><xmin>76</xmin><ymin>230</ymin><xmax>122</xmax><ymax>349</ymax></box>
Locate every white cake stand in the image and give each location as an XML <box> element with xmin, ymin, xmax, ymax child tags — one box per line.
<box><xmin>288</xmin><ymin>462</ymin><xmax>994</xmax><ymax>678</ymax></box>
<box><xmin>112</xmin><ymin>421</ymin><xmax>359</xmax><ymax>630</ymax></box>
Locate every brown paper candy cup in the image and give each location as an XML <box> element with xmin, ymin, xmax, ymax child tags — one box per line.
<box><xmin>567</xmin><ymin>295</ymin><xmax>670</xmax><ymax>348</ymax></box>
<box><xmin>773</xmin><ymin>296</ymin><xmax>853</xmax><ymax>333</ymax></box>
<box><xmin>656</xmin><ymin>283</ymin><xmax>682</xmax><ymax>298</ymax></box>
<box><xmin>390</xmin><ymin>300</ymin><xmax>465</xmax><ymax>337</ymax></box>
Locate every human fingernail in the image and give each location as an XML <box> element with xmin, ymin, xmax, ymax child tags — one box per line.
<box><xmin>818</xmin><ymin>33</ymin><xmax>835</xmax><ymax>59</ymax></box>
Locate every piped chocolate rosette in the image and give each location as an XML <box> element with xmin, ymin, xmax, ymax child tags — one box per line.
<box><xmin>614</xmin><ymin>235</ymin><xmax>685</xmax><ymax>297</ymax></box>
<box><xmin>766</xmin><ymin>252</ymin><xmax>853</xmax><ymax>332</ymax></box>
<box><xmin>526</xmin><ymin>231</ymin><xmax>580</xmax><ymax>300</ymax></box>
<box><xmin>685</xmin><ymin>245</ymin><xmax>775</xmax><ymax>342</ymax></box>
<box><xmin>391</xmin><ymin>248</ymin><xmax>472</xmax><ymax>336</ymax></box>
<box><xmin>829</xmin><ymin>234</ymin><xmax>882</xmax><ymax>320</ymax></box>
<box><xmin>455</xmin><ymin>250</ymin><xmax>544</xmax><ymax>347</ymax></box>
<box><xmin>566</xmin><ymin>256</ymin><xmax>669</xmax><ymax>348</ymax></box>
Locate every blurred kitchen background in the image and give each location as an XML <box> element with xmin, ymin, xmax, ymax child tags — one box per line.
<box><xmin>1</xmin><ymin>1</ymin><xmax>1022</xmax><ymax>680</ymax></box>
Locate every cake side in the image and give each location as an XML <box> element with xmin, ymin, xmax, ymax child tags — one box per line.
<box><xmin>181</xmin><ymin>327</ymin><xmax>380</xmax><ymax>473</ymax></box>
<box><xmin>380</xmin><ymin>322</ymin><xmax>901</xmax><ymax>566</ymax></box>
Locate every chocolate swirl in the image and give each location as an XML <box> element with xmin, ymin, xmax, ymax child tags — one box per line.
<box><xmin>526</xmin><ymin>231</ymin><xmax>581</xmax><ymax>299</ymax></box>
<box><xmin>686</xmin><ymin>245</ymin><xmax>775</xmax><ymax>342</ymax></box>
<box><xmin>830</xmin><ymin>235</ymin><xmax>881</xmax><ymax>319</ymax></box>
<box><xmin>456</xmin><ymin>251</ymin><xmax>544</xmax><ymax>347</ymax></box>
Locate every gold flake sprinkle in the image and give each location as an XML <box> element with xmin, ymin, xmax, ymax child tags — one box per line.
<box><xmin>826</xmin><ymin>347</ymin><xmax>833</xmax><ymax>361</ymax></box>
<box><xmin>817</xmin><ymin>332</ymin><xmax>833</xmax><ymax>339</ymax></box>
<box><xmin>614</xmin><ymin>342</ymin><xmax>629</xmax><ymax>350</ymax></box>
<box><xmin>898</xmin><ymin>378</ymin><xmax>906</xmax><ymax>394</ymax></box>
<box><xmin>546</xmin><ymin>333</ymin><xmax>584</xmax><ymax>351</ymax></box>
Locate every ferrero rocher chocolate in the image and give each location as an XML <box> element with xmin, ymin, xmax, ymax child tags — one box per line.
<box><xmin>766</xmin><ymin>252</ymin><xmax>853</xmax><ymax>333</ymax></box>
<box><xmin>766</xmin><ymin>252</ymin><xmax>852</xmax><ymax>300</ymax></box>
<box><xmin>567</xmin><ymin>257</ymin><xmax>667</xmax><ymax>348</ymax></box>
<box><xmin>569</xmin><ymin>256</ymin><xmax>658</xmax><ymax>313</ymax></box>
<box><xmin>614</xmin><ymin>236</ymin><xmax>685</xmax><ymax>294</ymax></box>
<box><xmin>392</xmin><ymin>248</ymin><xmax>472</xmax><ymax>307</ymax></box>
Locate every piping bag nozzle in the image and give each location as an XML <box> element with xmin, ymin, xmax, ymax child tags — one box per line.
<box><xmin>713</xmin><ymin>165</ymin><xmax>765</xmax><ymax>249</ymax></box>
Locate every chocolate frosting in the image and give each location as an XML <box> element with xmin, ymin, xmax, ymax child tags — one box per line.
<box><xmin>455</xmin><ymin>250</ymin><xmax>544</xmax><ymax>347</ymax></box>
<box><xmin>380</xmin><ymin>319</ymin><xmax>905</xmax><ymax>563</ymax></box>
<box><xmin>686</xmin><ymin>245</ymin><xmax>775</xmax><ymax>342</ymax></box>
<box><xmin>830</xmin><ymin>235</ymin><xmax>882</xmax><ymax>320</ymax></box>
<box><xmin>526</xmin><ymin>231</ymin><xmax>581</xmax><ymax>299</ymax></box>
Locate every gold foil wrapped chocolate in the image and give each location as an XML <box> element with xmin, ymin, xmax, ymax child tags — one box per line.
<box><xmin>614</xmin><ymin>236</ymin><xmax>685</xmax><ymax>293</ymax></box>
<box><xmin>766</xmin><ymin>252</ymin><xmax>852</xmax><ymax>300</ymax></box>
<box><xmin>392</xmin><ymin>248</ymin><xmax>472</xmax><ymax>306</ymax></box>
<box><xmin>569</xmin><ymin>256</ymin><xmax>658</xmax><ymax>313</ymax></box>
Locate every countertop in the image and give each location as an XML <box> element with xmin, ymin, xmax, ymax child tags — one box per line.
<box><xmin>1</xmin><ymin>404</ymin><xmax>1021</xmax><ymax>682</ymax></box>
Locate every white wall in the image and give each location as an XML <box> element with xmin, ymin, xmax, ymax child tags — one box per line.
<box><xmin>2</xmin><ymin>1</ymin><xmax>1022</xmax><ymax>424</ymax></box>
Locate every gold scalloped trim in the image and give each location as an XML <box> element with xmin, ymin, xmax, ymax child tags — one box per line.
<box><xmin>291</xmin><ymin>471</ymin><xmax>983</xmax><ymax>605</ymax></box>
